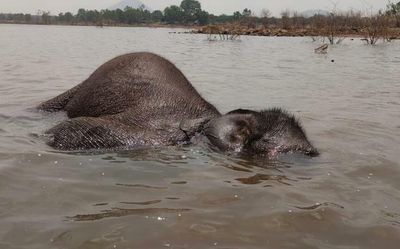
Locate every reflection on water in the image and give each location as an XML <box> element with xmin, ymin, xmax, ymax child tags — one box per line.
<box><xmin>236</xmin><ymin>173</ymin><xmax>296</xmax><ymax>185</ymax></box>
<box><xmin>0</xmin><ymin>24</ymin><xmax>399</xmax><ymax>248</ymax></box>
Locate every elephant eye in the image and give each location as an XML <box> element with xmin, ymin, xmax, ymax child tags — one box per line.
<box><xmin>235</xmin><ymin>120</ymin><xmax>248</xmax><ymax>127</ymax></box>
<box><xmin>229</xmin><ymin>134</ymin><xmax>240</xmax><ymax>143</ymax></box>
<box><xmin>261</xmin><ymin>137</ymin><xmax>270</xmax><ymax>143</ymax></box>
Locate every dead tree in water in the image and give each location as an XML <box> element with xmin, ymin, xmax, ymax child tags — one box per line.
<box><xmin>326</xmin><ymin>9</ymin><xmax>345</xmax><ymax>44</ymax></box>
<box><xmin>362</xmin><ymin>13</ymin><xmax>390</xmax><ymax>44</ymax></box>
<box><xmin>314</xmin><ymin>44</ymin><xmax>329</xmax><ymax>54</ymax></box>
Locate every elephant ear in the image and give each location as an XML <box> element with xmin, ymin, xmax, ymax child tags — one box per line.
<box><xmin>179</xmin><ymin>117</ymin><xmax>211</xmax><ymax>138</ymax></box>
<box><xmin>201</xmin><ymin>113</ymin><xmax>261</xmax><ymax>152</ymax></box>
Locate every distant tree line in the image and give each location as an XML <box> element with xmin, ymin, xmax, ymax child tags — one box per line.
<box><xmin>1</xmin><ymin>0</ymin><xmax>400</xmax><ymax>32</ymax></box>
<box><xmin>0</xmin><ymin>0</ymin><xmax>212</xmax><ymax>25</ymax></box>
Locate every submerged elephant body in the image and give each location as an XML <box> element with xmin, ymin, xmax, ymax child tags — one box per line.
<box><xmin>38</xmin><ymin>52</ymin><xmax>318</xmax><ymax>156</ymax></box>
<box><xmin>39</xmin><ymin>53</ymin><xmax>219</xmax><ymax>149</ymax></box>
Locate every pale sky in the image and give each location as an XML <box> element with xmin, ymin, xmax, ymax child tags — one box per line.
<box><xmin>0</xmin><ymin>0</ymin><xmax>388</xmax><ymax>16</ymax></box>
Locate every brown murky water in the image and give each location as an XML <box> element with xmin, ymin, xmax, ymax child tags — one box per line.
<box><xmin>0</xmin><ymin>24</ymin><xmax>399</xmax><ymax>249</ymax></box>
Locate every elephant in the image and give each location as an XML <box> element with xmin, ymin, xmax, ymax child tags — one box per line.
<box><xmin>38</xmin><ymin>52</ymin><xmax>318</xmax><ymax>157</ymax></box>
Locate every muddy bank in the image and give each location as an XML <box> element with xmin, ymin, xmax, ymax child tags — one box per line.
<box><xmin>194</xmin><ymin>24</ymin><xmax>400</xmax><ymax>39</ymax></box>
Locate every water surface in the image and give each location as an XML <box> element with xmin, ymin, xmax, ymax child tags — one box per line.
<box><xmin>0</xmin><ymin>24</ymin><xmax>399</xmax><ymax>249</ymax></box>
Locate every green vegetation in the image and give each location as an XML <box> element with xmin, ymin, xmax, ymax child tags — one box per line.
<box><xmin>0</xmin><ymin>0</ymin><xmax>399</xmax><ymax>43</ymax></box>
<box><xmin>386</xmin><ymin>1</ymin><xmax>400</xmax><ymax>26</ymax></box>
<box><xmin>0</xmin><ymin>0</ymin><xmax>211</xmax><ymax>26</ymax></box>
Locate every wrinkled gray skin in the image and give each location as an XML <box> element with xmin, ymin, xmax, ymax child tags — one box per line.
<box><xmin>38</xmin><ymin>52</ymin><xmax>318</xmax><ymax>156</ymax></box>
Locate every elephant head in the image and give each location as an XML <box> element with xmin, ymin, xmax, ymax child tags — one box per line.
<box><xmin>202</xmin><ymin>108</ymin><xmax>318</xmax><ymax>157</ymax></box>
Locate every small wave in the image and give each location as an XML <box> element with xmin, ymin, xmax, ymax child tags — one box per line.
<box><xmin>68</xmin><ymin>207</ymin><xmax>190</xmax><ymax>221</ymax></box>
<box><xmin>115</xmin><ymin>183</ymin><xmax>167</xmax><ymax>189</ymax></box>
<box><xmin>294</xmin><ymin>202</ymin><xmax>344</xmax><ymax>210</ymax></box>
<box><xmin>119</xmin><ymin>200</ymin><xmax>162</xmax><ymax>205</ymax></box>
